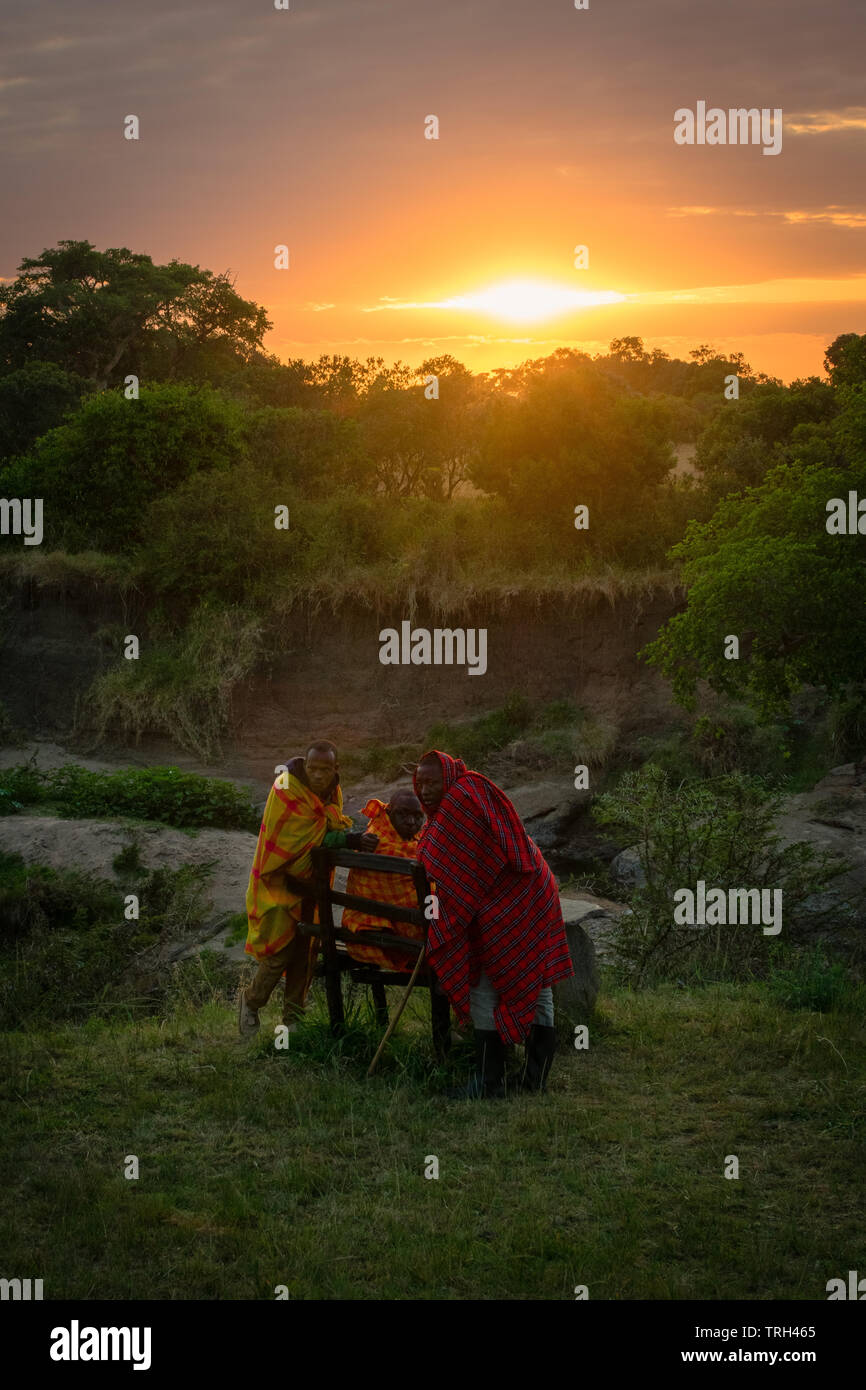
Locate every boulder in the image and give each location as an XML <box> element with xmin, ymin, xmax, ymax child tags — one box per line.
<box><xmin>552</xmin><ymin>918</ymin><xmax>600</xmax><ymax>1026</ymax></box>
<box><xmin>506</xmin><ymin>781</ymin><xmax>588</xmax><ymax>823</ymax></box>
<box><xmin>610</xmin><ymin>845</ymin><xmax>645</xmax><ymax>889</ymax></box>
<box><xmin>773</xmin><ymin>767</ymin><xmax>866</xmax><ymax>943</ymax></box>
<box><xmin>503</xmin><ymin>781</ymin><xmax>621</xmax><ymax>871</ymax></box>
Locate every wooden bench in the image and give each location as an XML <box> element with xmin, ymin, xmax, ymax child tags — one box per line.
<box><xmin>296</xmin><ymin>845</ymin><xmax>452</xmax><ymax>1059</ymax></box>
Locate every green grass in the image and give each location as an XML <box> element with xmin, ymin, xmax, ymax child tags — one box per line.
<box><xmin>1</xmin><ymin>975</ymin><xmax>862</xmax><ymax>1300</ymax></box>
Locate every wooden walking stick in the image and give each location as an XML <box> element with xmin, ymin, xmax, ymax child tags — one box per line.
<box><xmin>366</xmin><ymin>944</ymin><xmax>426</xmax><ymax>1078</ymax></box>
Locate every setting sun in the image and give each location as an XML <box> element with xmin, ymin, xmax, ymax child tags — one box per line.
<box><xmin>436</xmin><ymin>279</ymin><xmax>626</xmax><ymax>322</ymax></box>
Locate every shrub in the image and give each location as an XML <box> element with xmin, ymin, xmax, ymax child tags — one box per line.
<box><xmin>0</xmin><ymin>763</ymin><xmax>46</xmax><ymax>813</ymax></box>
<box><xmin>690</xmin><ymin>707</ymin><xmax>790</xmax><ymax>776</ymax></box>
<box><xmin>0</xmin><ymin>851</ymin><xmax>217</xmax><ymax>1026</ymax></box>
<box><xmin>0</xmin><ymin>383</ymin><xmax>248</xmax><ymax>552</ymax></box>
<box><xmin>81</xmin><ymin>603</ymin><xmax>264</xmax><ymax>761</ymax></box>
<box><xmin>829</xmin><ymin>691</ymin><xmax>866</xmax><ymax>761</ymax></box>
<box><xmin>765</xmin><ymin>943</ymin><xmax>857</xmax><ymax>1013</ymax></box>
<box><xmin>592</xmin><ymin>764</ymin><xmax>848</xmax><ymax>984</ymax></box>
<box><xmin>43</xmin><ymin>763</ymin><xmax>259</xmax><ymax>832</ymax></box>
<box><xmin>112</xmin><ymin>840</ymin><xmax>146</xmax><ymax>877</ymax></box>
<box><xmin>426</xmin><ymin>692</ymin><xmax>532</xmax><ymax>768</ymax></box>
<box><xmin>0</xmin><ymin>760</ymin><xmax>259</xmax><ymax>831</ymax></box>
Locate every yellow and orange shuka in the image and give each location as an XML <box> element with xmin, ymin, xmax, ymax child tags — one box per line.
<box><xmin>245</xmin><ymin>771</ymin><xmax>351</xmax><ymax>962</ymax></box>
<box><xmin>342</xmin><ymin>798</ymin><xmax>425</xmax><ymax>970</ymax></box>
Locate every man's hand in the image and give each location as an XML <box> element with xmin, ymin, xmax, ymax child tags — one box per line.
<box><xmin>345</xmin><ymin>830</ymin><xmax>380</xmax><ymax>852</ymax></box>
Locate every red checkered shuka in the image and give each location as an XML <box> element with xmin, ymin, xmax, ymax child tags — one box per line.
<box><xmin>413</xmin><ymin>750</ymin><xmax>573</xmax><ymax>1043</ymax></box>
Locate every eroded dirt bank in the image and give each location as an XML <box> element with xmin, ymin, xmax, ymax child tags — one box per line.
<box><xmin>0</xmin><ymin>585</ymin><xmax>684</xmax><ymax>784</ymax></box>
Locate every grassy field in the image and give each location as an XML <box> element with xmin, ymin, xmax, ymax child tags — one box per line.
<box><xmin>1</xmin><ymin>969</ymin><xmax>863</xmax><ymax>1302</ymax></box>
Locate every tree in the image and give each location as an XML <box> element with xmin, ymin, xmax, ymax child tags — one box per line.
<box><xmin>301</xmin><ymin>355</ymin><xmax>413</xmax><ymax>415</ymax></box>
<box><xmin>824</xmin><ymin>333</ymin><xmax>866</xmax><ymax>389</ymax></box>
<box><xmin>241</xmin><ymin>405</ymin><xmax>368</xmax><ymax>492</ymax></box>
<box><xmin>0</xmin><ymin>382</ymin><xmax>247</xmax><ymax>551</ymax></box>
<box><xmin>0</xmin><ymin>240</ymin><xmax>270</xmax><ymax>390</ymax></box>
<box><xmin>413</xmin><ymin>356</ymin><xmax>487</xmax><ymax>498</ymax></box>
<box><xmin>609</xmin><ymin>336</ymin><xmax>648</xmax><ymax>363</ymax></box>
<box><xmin>469</xmin><ymin>353</ymin><xmax>674</xmax><ymax>549</ymax></box>
<box><xmin>357</xmin><ymin>382</ymin><xmax>435</xmax><ymax>496</ymax></box>
<box><xmin>695</xmin><ymin>379</ymin><xmax>838</xmax><ymax>489</ymax></box>
<box><xmin>0</xmin><ymin>361</ymin><xmax>92</xmax><ymax>462</ymax></box>
<box><xmin>643</xmin><ymin>387</ymin><xmax>866</xmax><ymax>716</ymax></box>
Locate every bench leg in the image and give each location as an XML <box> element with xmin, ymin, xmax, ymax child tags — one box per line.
<box><xmin>325</xmin><ymin>965</ymin><xmax>345</xmax><ymax>1036</ymax></box>
<box><xmin>371</xmin><ymin>980</ymin><xmax>389</xmax><ymax>1028</ymax></box>
<box><xmin>431</xmin><ymin>985</ymin><xmax>451</xmax><ymax>1060</ymax></box>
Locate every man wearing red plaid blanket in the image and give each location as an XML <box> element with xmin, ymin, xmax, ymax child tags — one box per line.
<box><xmin>414</xmin><ymin>749</ymin><xmax>574</xmax><ymax>1099</ymax></box>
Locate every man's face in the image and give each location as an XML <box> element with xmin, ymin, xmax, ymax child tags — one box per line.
<box><xmin>415</xmin><ymin>760</ymin><xmax>444</xmax><ymax>815</ymax></box>
<box><xmin>305</xmin><ymin>750</ymin><xmax>337</xmax><ymax>796</ymax></box>
<box><xmin>388</xmin><ymin>793</ymin><xmax>424</xmax><ymax>842</ymax></box>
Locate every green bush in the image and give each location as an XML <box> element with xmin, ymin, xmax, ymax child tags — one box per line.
<box><xmin>0</xmin><ymin>851</ymin><xmax>217</xmax><ymax>1026</ymax></box>
<box><xmin>111</xmin><ymin>840</ymin><xmax>146</xmax><ymax>877</ymax></box>
<box><xmin>765</xmin><ymin>943</ymin><xmax>856</xmax><ymax>1013</ymax></box>
<box><xmin>829</xmin><ymin>691</ymin><xmax>866</xmax><ymax>761</ymax></box>
<box><xmin>43</xmin><ymin>763</ymin><xmax>259</xmax><ymax>831</ymax></box>
<box><xmin>81</xmin><ymin>603</ymin><xmax>264</xmax><ymax>761</ymax></box>
<box><xmin>534</xmin><ymin>698</ymin><xmax>583</xmax><ymax>730</ymax></box>
<box><xmin>426</xmin><ymin>692</ymin><xmax>532</xmax><ymax>768</ymax></box>
<box><xmin>690</xmin><ymin>707</ymin><xmax>791</xmax><ymax>776</ymax></box>
<box><xmin>0</xmin><ymin>383</ymin><xmax>248</xmax><ymax>552</ymax></box>
<box><xmin>0</xmin><ymin>760</ymin><xmax>259</xmax><ymax>830</ymax></box>
<box><xmin>0</xmin><ymin>763</ymin><xmax>47</xmax><ymax>813</ymax></box>
<box><xmin>592</xmin><ymin>764</ymin><xmax>848</xmax><ymax>985</ymax></box>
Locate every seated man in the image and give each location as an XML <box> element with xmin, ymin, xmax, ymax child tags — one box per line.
<box><xmin>342</xmin><ymin>790</ymin><xmax>426</xmax><ymax>970</ymax></box>
<box><xmin>239</xmin><ymin>739</ymin><xmax>378</xmax><ymax>1037</ymax></box>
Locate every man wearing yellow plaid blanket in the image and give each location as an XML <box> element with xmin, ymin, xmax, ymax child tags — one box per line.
<box><xmin>239</xmin><ymin>740</ymin><xmax>378</xmax><ymax>1037</ymax></box>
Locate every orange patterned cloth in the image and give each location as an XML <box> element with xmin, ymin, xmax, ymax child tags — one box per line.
<box><xmin>245</xmin><ymin>769</ymin><xmax>351</xmax><ymax>962</ymax></box>
<box><xmin>342</xmin><ymin>799</ymin><xmax>424</xmax><ymax>970</ymax></box>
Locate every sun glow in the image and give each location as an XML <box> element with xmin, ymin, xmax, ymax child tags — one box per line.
<box><xmin>438</xmin><ymin>278</ymin><xmax>626</xmax><ymax>322</ymax></box>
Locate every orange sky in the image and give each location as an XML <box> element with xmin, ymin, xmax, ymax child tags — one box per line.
<box><xmin>2</xmin><ymin>0</ymin><xmax>864</xmax><ymax>383</ymax></box>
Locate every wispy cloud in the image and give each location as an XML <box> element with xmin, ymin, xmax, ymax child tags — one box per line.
<box><xmin>782</xmin><ymin>208</ymin><xmax>866</xmax><ymax>228</ymax></box>
<box><xmin>29</xmin><ymin>37</ymin><xmax>83</xmax><ymax>53</ymax></box>
<box><xmin>363</xmin><ymin>282</ymin><xmax>626</xmax><ymax>319</ymax></box>
<box><xmin>667</xmin><ymin>205</ymin><xmax>866</xmax><ymax>228</ymax></box>
<box><xmin>787</xmin><ymin>107</ymin><xmax>866</xmax><ymax>134</ymax></box>
<box><xmin>667</xmin><ymin>206</ymin><xmax>761</xmax><ymax>218</ymax></box>
<box><xmin>630</xmin><ymin>276</ymin><xmax>866</xmax><ymax>307</ymax></box>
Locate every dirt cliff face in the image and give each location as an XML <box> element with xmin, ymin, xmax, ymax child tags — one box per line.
<box><xmin>0</xmin><ymin>581</ymin><xmax>118</xmax><ymax>731</ymax></box>
<box><xmin>0</xmin><ymin>583</ymin><xmax>684</xmax><ymax>784</ymax></box>
<box><xmin>226</xmin><ymin>592</ymin><xmax>684</xmax><ymax>779</ymax></box>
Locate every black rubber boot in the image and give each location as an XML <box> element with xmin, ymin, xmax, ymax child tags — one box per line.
<box><xmin>520</xmin><ymin>1024</ymin><xmax>557</xmax><ymax>1093</ymax></box>
<box><xmin>445</xmin><ymin>1029</ymin><xmax>506</xmax><ymax>1099</ymax></box>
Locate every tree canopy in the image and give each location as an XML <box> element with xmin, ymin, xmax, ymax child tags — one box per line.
<box><xmin>0</xmin><ymin>240</ymin><xmax>270</xmax><ymax>391</ymax></box>
<box><xmin>643</xmin><ymin>385</ymin><xmax>866</xmax><ymax>715</ymax></box>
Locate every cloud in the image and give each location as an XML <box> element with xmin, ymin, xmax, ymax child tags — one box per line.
<box><xmin>787</xmin><ymin>108</ymin><xmax>866</xmax><ymax>134</ymax></box>
<box><xmin>629</xmin><ymin>276</ymin><xmax>866</xmax><ymax>307</ymax></box>
<box><xmin>363</xmin><ymin>283</ymin><xmax>627</xmax><ymax>319</ymax></box>
<box><xmin>667</xmin><ymin>206</ymin><xmax>761</xmax><ymax>219</ymax></box>
<box><xmin>667</xmin><ymin>204</ymin><xmax>866</xmax><ymax>228</ymax></box>
<box><xmin>782</xmin><ymin>208</ymin><xmax>866</xmax><ymax>228</ymax></box>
